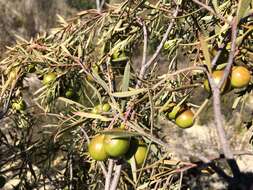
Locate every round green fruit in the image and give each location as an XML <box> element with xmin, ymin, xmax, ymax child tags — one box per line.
<box><xmin>88</xmin><ymin>135</ymin><xmax>108</xmax><ymax>161</ymax></box>
<box><xmin>91</xmin><ymin>104</ymin><xmax>102</xmax><ymax>114</ymax></box>
<box><xmin>133</xmin><ymin>141</ymin><xmax>148</xmax><ymax>166</ymax></box>
<box><xmin>103</xmin><ymin>129</ymin><xmax>130</xmax><ymax>158</ymax></box>
<box><xmin>102</xmin><ymin>103</ymin><xmax>111</xmax><ymax>112</ymax></box>
<box><xmin>231</xmin><ymin>66</ymin><xmax>251</xmax><ymax>88</ymax></box>
<box><xmin>91</xmin><ymin>103</ymin><xmax>111</xmax><ymax>114</ymax></box>
<box><xmin>43</xmin><ymin>72</ymin><xmax>57</xmax><ymax>85</ymax></box>
<box><xmin>175</xmin><ymin>109</ymin><xmax>194</xmax><ymax>128</ymax></box>
<box><xmin>65</xmin><ymin>88</ymin><xmax>74</xmax><ymax>98</ymax></box>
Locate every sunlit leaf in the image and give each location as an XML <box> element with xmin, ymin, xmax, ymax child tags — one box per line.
<box><xmin>112</xmin><ymin>88</ymin><xmax>147</xmax><ymax>98</ymax></box>
<box><xmin>74</xmin><ymin>112</ymin><xmax>112</xmax><ymax>121</ymax></box>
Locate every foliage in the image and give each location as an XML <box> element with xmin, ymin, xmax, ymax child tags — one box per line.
<box><xmin>66</xmin><ymin>0</ymin><xmax>95</xmax><ymax>10</ymax></box>
<box><xmin>0</xmin><ymin>0</ymin><xmax>253</xmax><ymax>189</ymax></box>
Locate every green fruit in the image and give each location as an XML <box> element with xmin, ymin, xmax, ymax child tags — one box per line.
<box><xmin>134</xmin><ymin>141</ymin><xmax>148</xmax><ymax>166</ymax></box>
<box><xmin>231</xmin><ymin>66</ymin><xmax>251</xmax><ymax>88</ymax></box>
<box><xmin>125</xmin><ymin>139</ymin><xmax>148</xmax><ymax>167</ymax></box>
<box><xmin>65</xmin><ymin>88</ymin><xmax>74</xmax><ymax>98</ymax></box>
<box><xmin>43</xmin><ymin>72</ymin><xmax>57</xmax><ymax>85</ymax></box>
<box><xmin>91</xmin><ymin>103</ymin><xmax>111</xmax><ymax>114</ymax></box>
<box><xmin>203</xmin><ymin>70</ymin><xmax>229</xmax><ymax>93</ymax></box>
<box><xmin>102</xmin><ymin>103</ymin><xmax>111</xmax><ymax>112</ymax></box>
<box><xmin>91</xmin><ymin>104</ymin><xmax>102</xmax><ymax>114</ymax></box>
<box><xmin>88</xmin><ymin>135</ymin><xmax>108</xmax><ymax>161</ymax></box>
<box><xmin>175</xmin><ymin>109</ymin><xmax>194</xmax><ymax>128</ymax></box>
<box><xmin>103</xmin><ymin>129</ymin><xmax>130</xmax><ymax>158</ymax></box>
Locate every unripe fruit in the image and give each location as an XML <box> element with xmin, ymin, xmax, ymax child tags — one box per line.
<box><xmin>65</xmin><ymin>88</ymin><xmax>74</xmax><ymax>98</ymax></box>
<box><xmin>203</xmin><ymin>70</ymin><xmax>229</xmax><ymax>93</ymax></box>
<box><xmin>231</xmin><ymin>66</ymin><xmax>251</xmax><ymax>88</ymax></box>
<box><xmin>133</xmin><ymin>141</ymin><xmax>148</xmax><ymax>166</ymax></box>
<box><xmin>43</xmin><ymin>72</ymin><xmax>57</xmax><ymax>85</ymax></box>
<box><xmin>175</xmin><ymin>109</ymin><xmax>194</xmax><ymax>128</ymax></box>
<box><xmin>102</xmin><ymin>103</ymin><xmax>111</xmax><ymax>112</ymax></box>
<box><xmin>103</xmin><ymin>129</ymin><xmax>130</xmax><ymax>158</ymax></box>
<box><xmin>92</xmin><ymin>103</ymin><xmax>111</xmax><ymax>114</ymax></box>
<box><xmin>88</xmin><ymin>135</ymin><xmax>108</xmax><ymax>161</ymax></box>
<box><xmin>91</xmin><ymin>105</ymin><xmax>101</xmax><ymax>114</ymax></box>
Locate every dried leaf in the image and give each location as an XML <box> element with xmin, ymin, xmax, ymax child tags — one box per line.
<box><xmin>99</xmin><ymin>129</ymin><xmax>140</xmax><ymax>138</ymax></box>
<box><xmin>112</xmin><ymin>88</ymin><xmax>147</xmax><ymax>98</ymax></box>
<box><xmin>74</xmin><ymin>112</ymin><xmax>112</xmax><ymax>121</ymax></box>
<box><xmin>236</xmin><ymin>0</ymin><xmax>251</xmax><ymax>22</ymax></box>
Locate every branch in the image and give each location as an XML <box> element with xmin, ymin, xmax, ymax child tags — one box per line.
<box><xmin>105</xmin><ymin>159</ymin><xmax>114</xmax><ymax>190</ymax></box>
<box><xmin>219</xmin><ymin>19</ymin><xmax>237</xmax><ymax>89</ymax></box>
<box><xmin>208</xmin><ymin>17</ymin><xmax>241</xmax><ymax>178</ymax></box>
<box><xmin>137</xmin><ymin>6</ymin><xmax>179</xmax><ymax>87</ymax></box>
<box><xmin>110</xmin><ymin>164</ymin><xmax>122</xmax><ymax>190</ymax></box>
<box><xmin>192</xmin><ymin>0</ymin><xmax>226</xmax><ymax>23</ymax></box>
<box><xmin>136</xmin><ymin>18</ymin><xmax>148</xmax><ymax>87</ymax></box>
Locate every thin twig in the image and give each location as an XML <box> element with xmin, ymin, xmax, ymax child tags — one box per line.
<box><xmin>211</xmin><ymin>43</ymin><xmax>227</xmax><ymax>68</ymax></box>
<box><xmin>192</xmin><ymin>0</ymin><xmax>226</xmax><ymax>23</ymax></box>
<box><xmin>110</xmin><ymin>164</ymin><xmax>122</xmax><ymax>190</ymax></box>
<box><xmin>219</xmin><ymin>19</ymin><xmax>237</xmax><ymax>89</ymax></box>
<box><xmin>137</xmin><ymin>19</ymin><xmax>148</xmax><ymax>87</ymax></box>
<box><xmin>137</xmin><ymin>6</ymin><xmax>179</xmax><ymax>87</ymax></box>
<box><xmin>105</xmin><ymin>159</ymin><xmax>114</xmax><ymax>190</ymax></box>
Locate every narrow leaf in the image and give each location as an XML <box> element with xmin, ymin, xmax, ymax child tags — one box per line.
<box><xmin>74</xmin><ymin>112</ymin><xmax>112</xmax><ymax>121</ymax></box>
<box><xmin>121</xmin><ymin>62</ymin><xmax>130</xmax><ymax>108</ymax></box>
<box><xmin>236</xmin><ymin>0</ymin><xmax>251</xmax><ymax>22</ymax></box>
<box><xmin>112</xmin><ymin>88</ymin><xmax>147</xmax><ymax>98</ymax></box>
<box><xmin>99</xmin><ymin>129</ymin><xmax>140</xmax><ymax>138</ymax></box>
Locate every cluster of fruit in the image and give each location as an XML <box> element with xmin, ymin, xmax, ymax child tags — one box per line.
<box><xmin>163</xmin><ymin>66</ymin><xmax>251</xmax><ymax>129</ymax></box>
<box><xmin>91</xmin><ymin>103</ymin><xmax>111</xmax><ymax>114</ymax></box>
<box><xmin>204</xmin><ymin>66</ymin><xmax>251</xmax><ymax>93</ymax></box>
<box><xmin>88</xmin><ymin>129</ymin><xmax>148</xmax><ymax>167</ymax></box>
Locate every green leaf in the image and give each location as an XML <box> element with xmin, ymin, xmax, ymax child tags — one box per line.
<box><xmin>112</xmin><ymin>88</ymin><xmax>147</xmax><ymax>98</ymax></box>
<box><xmin>236</xmin><ymin>0</ymin><xmax>251</xmax><ymax>22</ymax></box>
<box><xmin>99</xmin><ymin>129</ymin><xmax>140</xmax><ymax>138</ymax></box>
<box><xmin>58</xmin><ymin>97</ymin><xmax>86</xmax><ymax>109</ymax></box>
<box><xmin>93</xmin><ymin>72</ymin><xmax>110</xmax><ymax>92</ymax></box>
<box><xmin>74</xmin><ymin>112</ymin><xmax>112</xmax><ymax>121</ymax></box>
<box><xmin>121</xmin><ymin>62</ymin><xmax>130</xmax><ymax>108</ymax></box>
